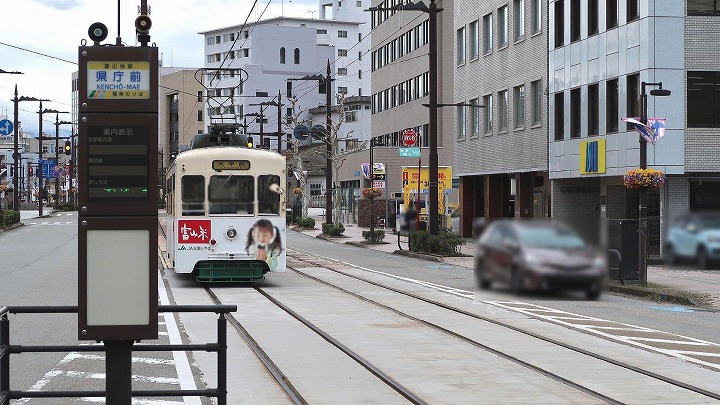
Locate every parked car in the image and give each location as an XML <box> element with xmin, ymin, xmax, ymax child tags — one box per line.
<box><xmin>474</xmin><ymin>219</ymin><xmax>606</xmax><ymax>300</ymax></box>
<box><xmin>664</xmin><ymin>212</ymin><xmax>720</xmax><ymax>269</ymax></box>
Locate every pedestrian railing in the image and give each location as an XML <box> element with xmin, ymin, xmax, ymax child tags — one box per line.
<box><xmin>0</xmin><ymin>304</ymin><xmax>236</xmax><ymax>405</ymax></box>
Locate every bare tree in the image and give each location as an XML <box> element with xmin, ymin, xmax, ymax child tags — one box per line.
<box><xmin>312</xmin><ymin>92</ymin><xmax>366</xmax><ymax>225</ymax></box>
<box><xmin>283</xmin><ymin>94</ymin><xmax>313</xmax><ymax>218</ymax></box>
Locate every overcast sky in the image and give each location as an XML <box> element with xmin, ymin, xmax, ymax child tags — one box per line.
<box><xmin>0</xmin><ymin>0</ymin><xmax>318</xmax><ymax>138</ymax></box>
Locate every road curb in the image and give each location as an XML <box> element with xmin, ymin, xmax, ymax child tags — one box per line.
<box><xmin>608</xmin><ymin>284</ymin><xmax>699</xmax><ymax>306</ymax></box>
<box><xmin>392</xmin><ymin>249</ymin><xmax>445</xmax><ymax>262</ymax></box>
<box><xmin>0</xmin><ymin>222</ymin><xmax>24</xmax><ymax>234</ymax></box>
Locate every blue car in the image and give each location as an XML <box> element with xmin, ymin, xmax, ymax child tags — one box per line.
<box><xmin>665</xmin><ymin>213</ymin><xmax>720</xmax><ymax>269</ymax></box>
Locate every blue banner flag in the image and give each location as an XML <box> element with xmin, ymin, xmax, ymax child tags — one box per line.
<box><xmin>622</xmin><ymin>117</ymin><xmax>666</xmax><ymax>145</ymax></box>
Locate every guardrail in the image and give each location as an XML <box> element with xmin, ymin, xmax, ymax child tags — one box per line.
<box><xmin>0</xmin><ymin>304</ymin><xmax>236</xmax><ymax>405</ymax></box>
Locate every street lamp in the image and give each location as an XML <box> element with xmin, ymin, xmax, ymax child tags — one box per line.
<box><xmin>638</xmin><ymin>81</ymin><xmax>670</xmax><ymax>286</ymax></box>
<box><xmin>53</xmin><ymin>115</ymin><xmax>72</xmax><ymax>209</ymax></box>
<box><xmin>36</xmin><ymin>104</ymin><xmax>67</xmax><ymax>217</ymax></box>
<box><xmin>368</xmin><ymin>0</ymin><xmax>442</xmax><ymax>234</ymax></box>
<box><xmin>10</xmin><ymin>86</ymin><xmax>48</xmax><ymax>211</ymax></box>
<box><xmin>289</xmin><ymin>61</ymin><xmax>334</xmax><ymax>224</ymax></box>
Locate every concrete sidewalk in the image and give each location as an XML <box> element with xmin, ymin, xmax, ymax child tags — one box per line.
<box><xmin>294</xmin><ymin>209</ymin><xmax>720</xmax><ymax>310</ymax></box>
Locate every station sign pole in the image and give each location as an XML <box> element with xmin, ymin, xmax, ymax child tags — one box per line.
<box><xmin>77</xmin><ymin>14</ymin><xmax>158</xmax><ymax>403</ymax></box>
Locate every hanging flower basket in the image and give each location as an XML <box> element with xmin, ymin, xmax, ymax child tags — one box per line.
<box><xmin>362</xmin><ymin>187</ymin><xmax>382</xmax><ymax>199</ymax></box>
<box><xmin>292</xmin><ymin>187</ymin><xmax>303</xmax><ymax>195</ymax></box>
<box><xmin>623</xmin><ymin>168</ymin><xmax>665</xmax><ymax>191</ymax></box>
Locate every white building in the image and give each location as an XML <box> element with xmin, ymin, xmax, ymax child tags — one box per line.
<box><xmin>199</xmin><ymin>14</ymin><xmax>371</xmax><ymax>151</ymax></box>
<box><xmin>548</xmin><ymin>1</ymin><xmax>720</xmax><ymax>257</ymax></box>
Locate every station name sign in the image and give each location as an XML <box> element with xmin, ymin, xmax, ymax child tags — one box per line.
<box><xmin>87</xmin><ymin>61</ymin><xmax>150</xmax><ymax>99</ymax></box>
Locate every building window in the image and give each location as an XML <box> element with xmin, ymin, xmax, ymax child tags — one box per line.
<box><xmin>688</xmin><ymin>71</ymin><xmax>720</xmax><ymax>127</ymax></box>
<box><xmin>606</xmin><ymin>78</ymin><xmax>619</xmax><ymax>133</ymax></box>
<box><xmin>483</xmin><ymin>13</ymin><xmax>493</xmax><ymax>54</ymax></box>
<box><xmin>627</xmin><ymin>0</ymin><xmax>639</xmax><ymax>22</ymax></box>
<box><xmin>286</xmin><ymin>81</ymin><xmax>293</xmax><ymax>97</ymax></box>
<box><xmin>338</xmin><ymin>86</ymin><xmax>348</xmax><ymax>94</ymax></box>
<box><xmin>197</xmin><ymin>91</ymin><xmax>203</xmax><ymax>102</ymax></box>
<box><xmin>531</xmin><ymin>80</ymin><xmax>542</xmax><ymax>125</ymax></box>
<box><xmin>338</xmin><ymin>67</ymin><xmax>347</xmax><ymax>75</ymax></box>
<box><xmin>243</xmin><ymin>49</ymin><xmax>249</xmax><ymax>57</ymax></box>
<box><xmin>280</xmin><ymin>47</ymin><xmax>286</xmax><ymax>64</ymax></box>
<box><xmin>554</xmin><ymin>92</ymin><xmax>564</xmax><ymax>140</ymax></box>
<box><xmin>514</xmin><ymin>0</ymin><xmax>525</xmax><ymax>41</ymax></box>
<box><xmin>607</xmin><ymin>0</ymin><xmax>618</xmax><ymax>29</ymax></box>
<box><xmin>317</xmin><ymin>29</ymin><xmax>328</xmax><ymax>34</ymax></box>
<box><xmin>358</xmin><ymin>70</ymin><xmax>362</xmax><ymax>79</ymax></box>
<box><xmin>588</xmin><ymin>0</ymin><xmax>598</xmax><ymax>35</ymax></box>
<box><xmin>338</xmin><ymin>49</ymin><xmax>348</xmax><ymax>57</ymax></box>
<box><xmin>338</xmin><ymin>30</ymin><xmax>348</xmax><ymax>38</ymax></box>
<box><xmin>456</xmin><ymin>27</ymin><xmax>466</xmax><ymax>65</ymax></box>
<box><xmin>571</xmin><ymin>0</ymin><xmax>580</xmax><ymax>42</ymax></box>
<box><xmin>483</xmin><ymin>94</ymin><xmax>493</xmax><ymax>134</ymax></box>
<box><xmin>570</xmin><ymin>87</ymin><xmax>581</xmax><ymax>138</ymax></box>
<box><xmin>626</xmin><ymin>73</ymin><xmax>640</xmax><ymax>129</ymax></box>
<box><xmin>470</xmin><ymin>98</ymin><xmax>480</xmax><ymax>136</ymax></box>
<box><xmin>469</xmin><ymin>20</ymin><xmax>479</xmax><ymax>59</ymax></box>
<box><xmin>514</xmin><ymin>85</ymin><xmax>525</xmax><ymax>129</ymax></box>
<box><xmin>588</xmin><ymin>83</ymin><xmax>599</xmax><ymax>136</ymax></box>
<box><xmin>197</xmin><ymin>110</ymin><xmax>203</xmax><ymax>121</ymax></box>
<box><xmin>457</xmin><ymin>104</ymin><xmax>467</xmax><ymax>140</ymax></box>
<box><xmin>294</xmin><ymin>48</ymin><xmax>300</xmax><ymax>64</ymax></box>
<box><xmin>554</xmin><ymin>0</ymin><xmax>564</xmax><ymax>48</ymax></box>
<box><xmin>688</xmin><ymin>0</ymin><xmax>720</xmax><ymax>15</ymax></box>
<box><xmin>498</xmin><ymin>5</ymin><xmax>509</xmax><ymax>48</ymax></box>
<box><xmin>531</xmin><ymin>0</ymin><xmax>541</xmax><ymax>34</ymax></box>
<box><xmin>357</xmin><ymin>0</ymin><xmax>362</xmax><ymax>6</ymax></box>
<box><xmin>498</xmin><ymin>89</ymin><xmax>509</xmax><ymax>131</ymax></box>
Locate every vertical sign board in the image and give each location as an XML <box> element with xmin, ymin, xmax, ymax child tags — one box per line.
<box><xmin>77</xmin><ymin>46</ymin><xmax>158</xmax><ymax>341</ymax></box>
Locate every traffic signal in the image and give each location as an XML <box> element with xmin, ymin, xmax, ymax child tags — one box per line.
<box><xmin>64</xmin><ymin>140</ymin><xmax>71</xmax><ymax>155</ymax></box>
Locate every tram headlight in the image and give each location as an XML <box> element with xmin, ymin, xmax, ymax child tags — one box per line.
<box><xmin>226</xmin><ymin>227</ymin><xmax>238</xmax><ymax>240</ymax></box>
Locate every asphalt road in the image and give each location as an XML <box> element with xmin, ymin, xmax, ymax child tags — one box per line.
<box><xmin>0</xmin><ymin>214</ymin><xmax>187</xmax><ymax>404</ymax></box>
<box><xmin>288</xmin><ymin>231</ymin><xmax>720</xmax><ymax>347</ymax></box>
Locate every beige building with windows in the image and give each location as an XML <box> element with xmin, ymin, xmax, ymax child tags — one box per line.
<box><xmin>158</xmin><ymin>67</ymin><xmax>205</xmax><ymax>170</ymax></box>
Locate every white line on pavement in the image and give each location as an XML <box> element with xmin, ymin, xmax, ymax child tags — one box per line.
<box><xmin>157</xmin><ymin>270</ymin><xmax>202</xmax><ymax>405</ymax></box>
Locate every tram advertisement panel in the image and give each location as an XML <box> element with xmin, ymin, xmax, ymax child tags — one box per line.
<box><xmin>175</xmin><ymin>217</ymin><xmax>286</xmax><ymax>272</ymax></box>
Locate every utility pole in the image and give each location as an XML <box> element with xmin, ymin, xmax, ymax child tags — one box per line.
<box><xmin>427</xmin><ymin>0</ymin><xmax>439</xmax><ymax>235</ymax></box>
<box><xmin>277</xmin><ymin>90</ymin><xmax>282</xmax><ymax>153</ymax></box>
<box><xmin>325</xmin><ymin>61</ymin><xmax>332</xmax><ymax>225</ymax></box>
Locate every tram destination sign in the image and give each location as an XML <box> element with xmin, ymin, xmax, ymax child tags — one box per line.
<box><xmin>213</xmin><ymin>159</ymin><xmax>251</xmax><ymax>171</ymax></box>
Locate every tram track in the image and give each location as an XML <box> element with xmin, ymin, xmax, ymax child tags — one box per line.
<box><xmin>286</xmin><ymin>248</ymin><xmax>720</xmax><ymax>403</ymax></box>
<box><xmin>158</xmin><ymin>218</ymin><xmax>309</xmax><ymax>404</ymax></box>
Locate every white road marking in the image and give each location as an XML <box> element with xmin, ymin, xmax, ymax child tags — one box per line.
<box><xmin>157</xmin><ymin>269</ymin><xmax>202</xmax><ymax>405</ymax></box>
<box><xmin>289</xmin><ymin>247</ymin><xmax>475</xmax><ymax>299</ymax></box>
<box><xmin>485</xmin><ymin>301</ymin><xmax>720</xmax><ymax>370</ymax></box>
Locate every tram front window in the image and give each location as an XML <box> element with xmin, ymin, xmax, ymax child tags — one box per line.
<box><xmin>209</xmin><ymin>175</ymin><xmax>254</xmax><ymax>214</ymax></box>
<box><xmin>181</xmin><ymin>175</ymin><xmax>205</xmax><ymax>216</ymax></box>
<box><xmin>258</xmin><ymin>174</ymin><xmax>281</xmax><ymax>214</ymax></box>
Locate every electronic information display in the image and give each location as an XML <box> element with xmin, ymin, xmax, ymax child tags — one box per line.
<box><xmin>86</xmin><ymin>125</ymin><xmax>149</xmax><ymax>200</ymax></box>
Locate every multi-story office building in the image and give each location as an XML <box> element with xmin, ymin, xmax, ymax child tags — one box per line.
<box><xmin>454</xmin><ymin>0</ymin><xmax>549</xmax><ymax>237</ymax></box>
<box><xmin>549</xmin><ymin>1</ymin><xmax>719</xmax><ymax>255</ymax></box>
<box><xmin>356</xmin><ymin>0</ymin><xmax>455</xmax><ymax>226</ymax></box>
<box><xmin>158</xmin><ymin>67</ymin><xmax>206</xmax><ymax>168</ymax></box>
<box><xmin>200</xmin><ymin>15</ymin><xmax>370</xmax><ymax>151</ymax></box>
